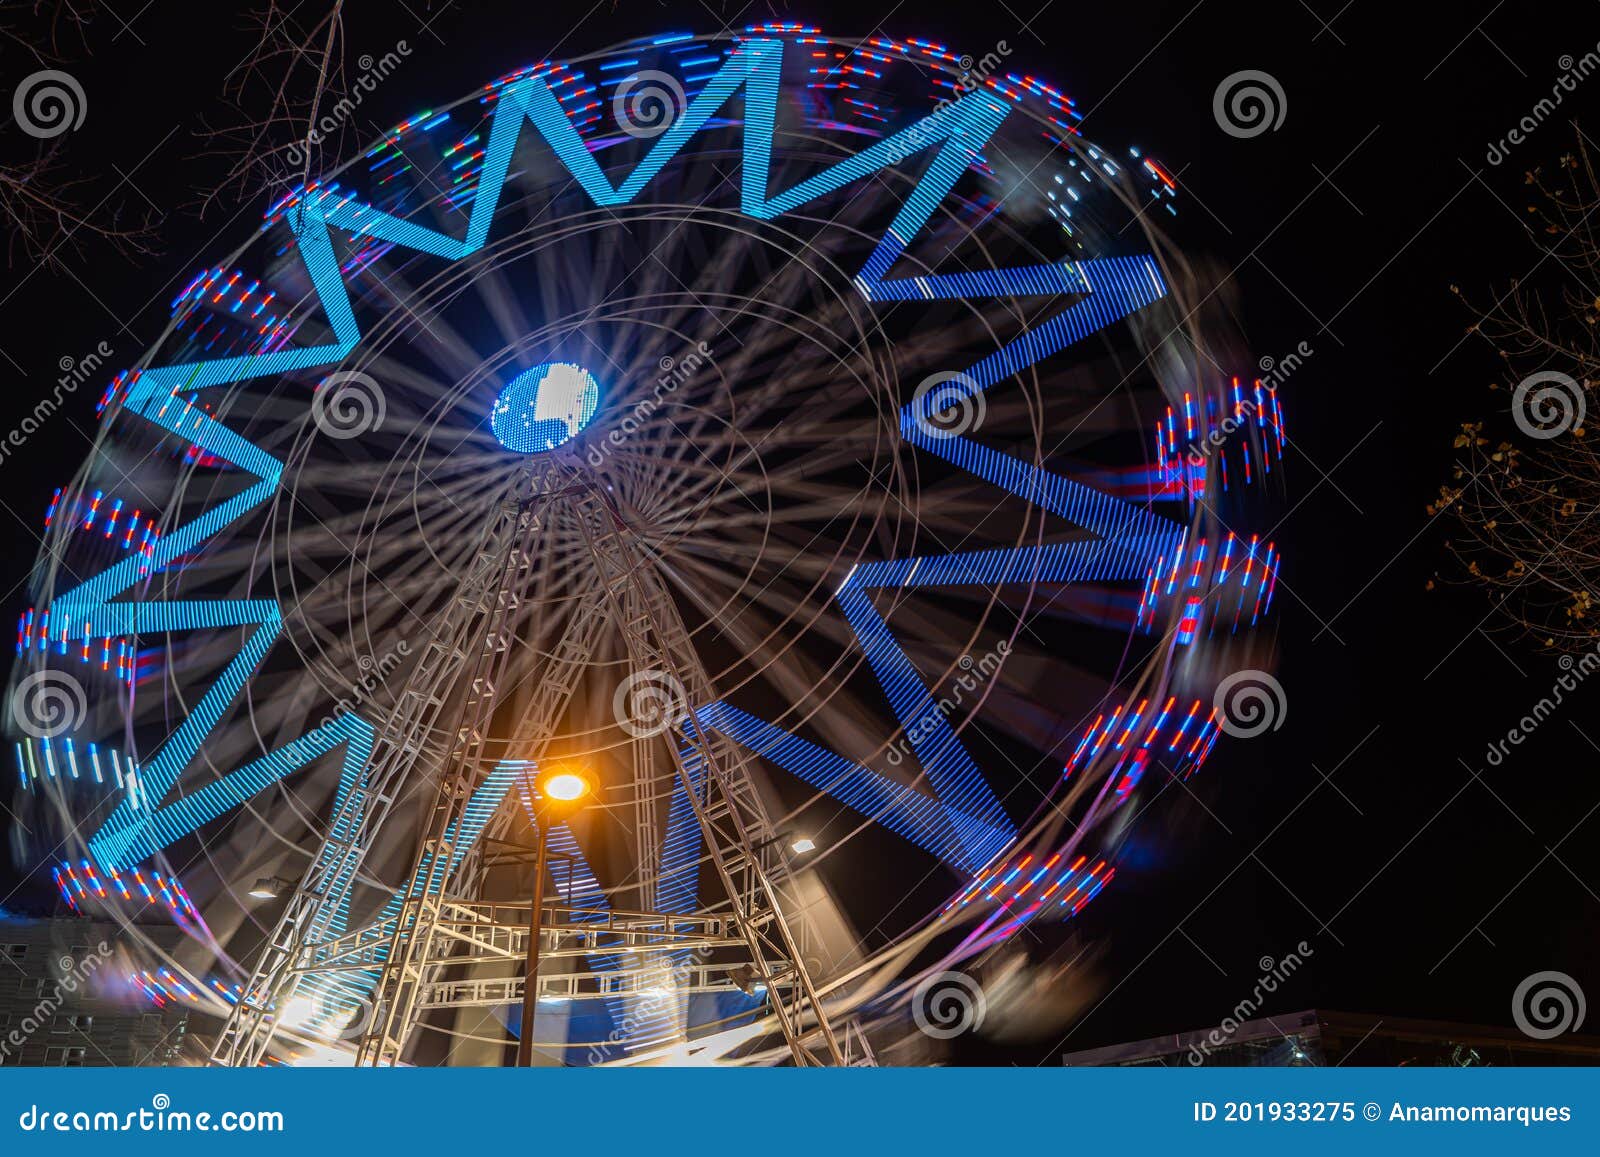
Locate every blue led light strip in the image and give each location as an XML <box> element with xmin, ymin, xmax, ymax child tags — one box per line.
<box><xmin>690</xmin><ymin>701</ymin><xmax>1009</xmax><ymax>875</ymax></box>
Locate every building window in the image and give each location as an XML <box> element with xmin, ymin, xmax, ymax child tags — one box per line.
<box><xmin>18</xmin><ymin>978</ymin><xmax>47</xmax><ymax>997</ymax></box>
<box><xmin>52</xmin><ymin>1014</ymin><xmax>92</xmax><ymax>1034</ymax></box>
<box><xmin>44</xmin><ymin>1046</ymin><xmax>86</xmax><ymax>1066</ymax></box>
<box><xmin>1</xmin><ymin>944</ymin><xmax>25</xmax><ymax>961</ymax></box>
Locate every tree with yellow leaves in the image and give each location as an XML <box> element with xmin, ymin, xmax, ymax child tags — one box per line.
<box><xmin>1432</xmin><ymin>132</ymin><xmax>1600</xmax><ymax>651</ymax></box>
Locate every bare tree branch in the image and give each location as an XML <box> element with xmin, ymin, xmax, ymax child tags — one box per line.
<box><xmin>1432</xmin><ymin>127</ymin><xmax>1600</xmax><ymax>651</ymax></box>
<box><xmin>0</xmin><ymin>1</ymin><xmax>157</xmax><ymax>269</ymax></box>
<box><xmin>195</xmin><ymin>0</ymin><xmax>347</xmax><ymax>215</ymax></box>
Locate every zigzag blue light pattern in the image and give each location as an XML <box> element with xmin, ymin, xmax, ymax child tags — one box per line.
<box><xmin>54</xmin><ymin>37</ymin><xmax>1175</xmax><ymax>905</ymax></box>
<box><xmin>693</xmin><ymin>257</ymin><xmax>1181</xmax><ymax>873</ymax></box>
<box><xmin>689</xmin><ymin>701</ymin><xmax>1010</xmax><ymax>875</ymax></box>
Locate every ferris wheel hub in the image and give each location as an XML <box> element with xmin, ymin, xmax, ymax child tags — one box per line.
<box><xmin>490</xmin><ymin>361</ymin><xmax>600</xmax><ymax>454</ymax></box>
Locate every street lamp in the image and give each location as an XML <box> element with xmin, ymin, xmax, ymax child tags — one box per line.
<box><xmin>751</xmin><ymin>830</ymin><xmax>818</xmax><ymax>858</ymax></box>
<box><xmin>541</xmin><ymin>771</ymin><xmax>589</xmax><ymax>802</ymax></box>
<box><xmin>516</xmin><ymin>766</ymin><xmax>592</xmax><ymax>1067</ymax></box>
<box><xmin>247</xmin><ymin>876</ymin><xmax>292</xmax><ymax>901</ymax></box>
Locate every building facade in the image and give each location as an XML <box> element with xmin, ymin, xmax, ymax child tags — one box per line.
<box><xmin>0</xmin><ymin>911</ymin><xmax>189</xmax><ymax>1066</ymax></box>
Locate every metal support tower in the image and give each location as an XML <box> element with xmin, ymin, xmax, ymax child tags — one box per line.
<box><xmin>569</xmin><ymin>479</ymin><xmax>847</xmax><ymax>1066</ymax></box>
<box><xmin>356</xmin><ymin>474</ymin><xmax>600</xmax><ymax>1066</ymax></box>
<box><xmin>211</xmin><ymin>468</ymin><xmax>555</xmax><ymax>1066</ymax></box>
<box><xmin>214</xmin><ymin>460</ymin><xmax>854</xmax><ymax>1067</ymax></box>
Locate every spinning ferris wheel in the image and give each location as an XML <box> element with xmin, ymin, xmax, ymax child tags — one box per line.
<box><xmin>7</xmin><ymin>26</ymin><xmax>1284</xmax><ymax>1066</ymax></box>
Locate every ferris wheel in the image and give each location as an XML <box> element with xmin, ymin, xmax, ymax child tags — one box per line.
<box><xmin>6</xmin><ymin>26</ymin><xmax>1284</xmax><ymax>1066</ymax></box>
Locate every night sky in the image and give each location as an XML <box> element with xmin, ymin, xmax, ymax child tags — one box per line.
<box><xmin>2</xmin><ymin>0</ymin><xmax>1598</xmax><ymax>1063</ymax></box>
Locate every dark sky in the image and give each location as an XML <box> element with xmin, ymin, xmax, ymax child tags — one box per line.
<box><xmin>2</xmin><ymin>0</ymin><xmax>1598</xmax><ymax>1064</ymax></box>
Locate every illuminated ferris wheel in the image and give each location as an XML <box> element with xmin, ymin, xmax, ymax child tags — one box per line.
<box><xmin>6</xmin><ymin>26</ymin><xmax>1284</xmax><ymax>1066</ymax></box>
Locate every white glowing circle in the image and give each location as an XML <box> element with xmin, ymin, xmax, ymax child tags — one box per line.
<box><xmin>490</xmin><ymin>362</ymin><xmax>600</xmax><ymax>453</ymax></box>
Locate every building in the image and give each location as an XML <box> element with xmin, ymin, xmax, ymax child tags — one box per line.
<box><xmin>0</xmin><ymin>910</ymin><xmax>189</xmax><ymax>1066</ymax></box>
<box><xmin>1061</xmin><ymin>1008</ymin><xmax>1600</xmax><ymax>1067</ymax></box>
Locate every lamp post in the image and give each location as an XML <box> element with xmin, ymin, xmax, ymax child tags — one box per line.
<box><xmin>246</xmin><ymin>875</ymin><xmax>292</xmax><ymax>901</ymax></box>
<box><xmin>750</xmin><ymin>830</ymin><xmax>819</xmax><ymax>858</ymax></box>
<box><xmin>514</xmin><ymin>768</ymin><xmax>590</xmax><ymax>1068</ymax></box>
